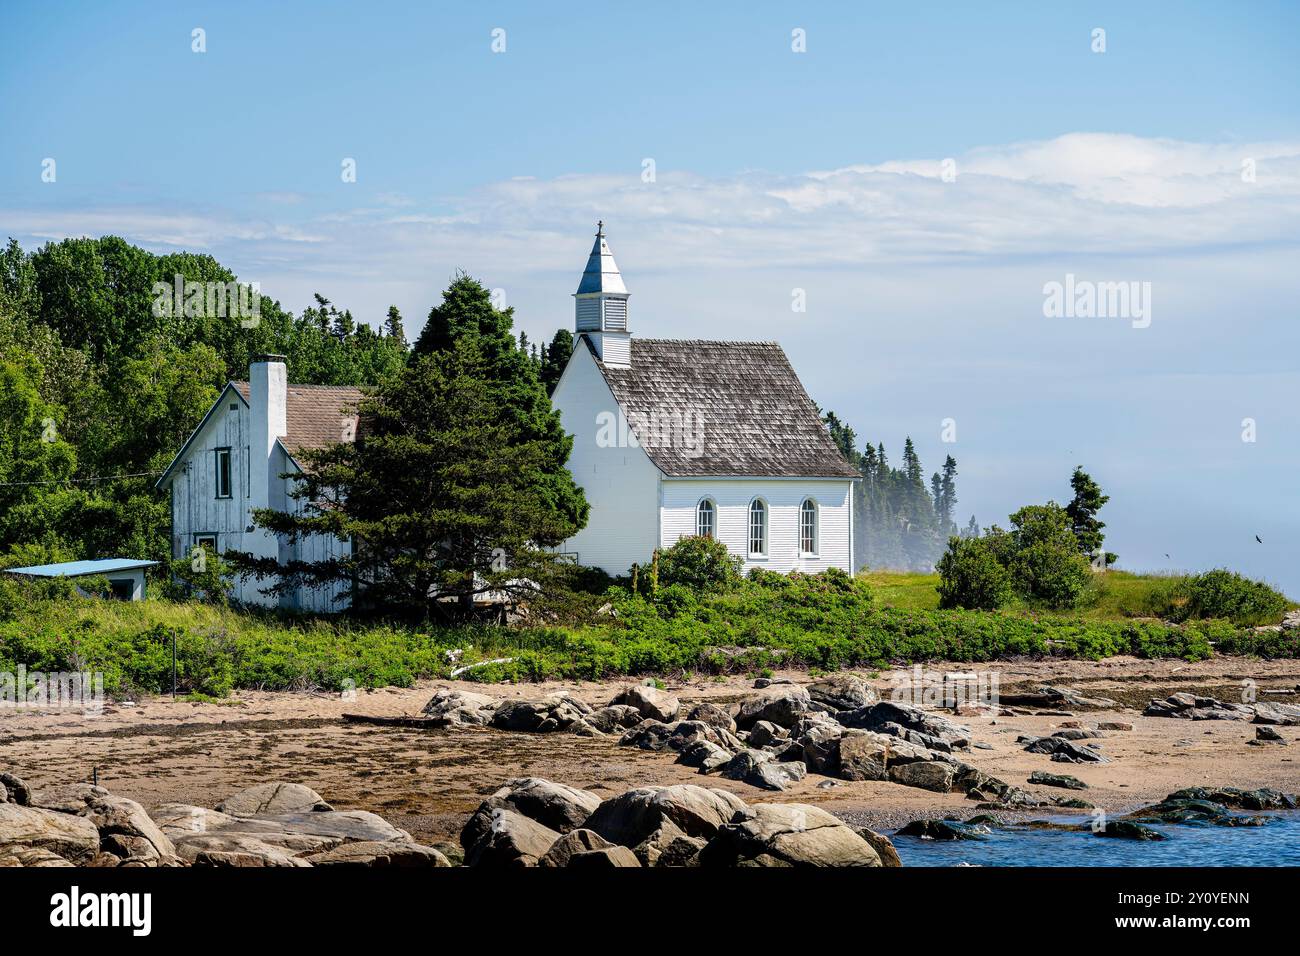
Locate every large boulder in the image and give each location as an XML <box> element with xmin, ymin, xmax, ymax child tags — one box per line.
<box><xmin>0</xmin><ymin>803</ymin><xmax>102</xmax><ymax>864</ymax></box>
<box><xmin>584</xmin><ymin>785</ymin><xmax>748</xmax><ymax>848</ymax></box>
<box><xmin>808</xmin><ymin>674</ymin><xmax>877</xmax><ymax>712</ymax></box>
<box><xmin>853</xmin><ymin>826</ymin><xmax>902</xmax><ymax>867</ymax></box>
<box><xmin>538</xmin><ymin>829</ymin><xmax>618</xmax><ymax>867</ymax></box>
<box><xmin>1253</xmin><ymin>701</ymin><xmax>1300</xmax><ymax>726</ymax></box>
<box><xmin>0</xmin><ymin>772</ymin><xmax>31</xmax><ymax>806</ymax></box>
<box><xmin>460</xmin><ymin>778</ymin><xmax>600</xmax><ymax>848</ymax></box>
<box><xmin>675</xmin><ymin>739</ymin><xmax>733</xmax><ymax>772</ymax></box>
<box><xmin>698</xmin><ymin>803</ymin><xmax>882</xmax><ymax>867</ymax></box>
<box><xmin>303</xmin><ymin>841</ymin><xmax>451</xmax><ymax>867</ymax></box>
<box><xmin>837</xmin><ymin>733</ymin><xmax>892</xmax><ymax>782</ymax></box>
<box><xmin>736</xmin><ymin>686</ymin><xmax>813</xmax><ymax>730</ymax></box>
<box><xmin>747</xmin><ymin>720</ymin><xmax>789</xmax><ymax>749</ymax></box>
<box><xmin>888</xmin><ymin>761</ymin><xmax>956</xmax><ymax>793</ymax></box>
<box><xmin>462</xmin><ymin>808</ymin><xmax>560</xmax><ymax>867</ymax></box>
<box><xmin>181</xmin><ymin>834</ymin><xmax>312</xmax><ymax>867</ymax></box>
<box><xmin>0</xmin><ymin>846</ymin><xmax>74</xmax><ymax>867</ymax></box>
<box><xmin>29</xmin><ymin>786</ymin><xmax>177</xmax><ymax>864</ymax></box>
<box><xmin>619</xmin><ymin>719</ymin><xmax>744</xmax><ymax>754</ymax></box>
<box><xmin>156</xmin><ymin>803</ymin><xmax>409</xmax><ymax>857</ymax></box>
<box><xmin>216</xmin><ymin>782</ymin><xmax>333</xmax><ymax>817</ymax></box>
<box><xmin>837</xmin><ymin>701</ymin><xmax>971</xmax><ymax>749</ymax></box>
<box><xmin>420</xmin><ymin>687</ymin><xmax>500</xmax><ymax>726</ymax></box>
<box><xmin>610</xmin><ymin>685</ymin><xmax>680</xmax><ymax>723</ymax></box>
<box><xmin>686</xmin><ymin>702</ymin><xmax>737</xmax><ymax>734</ymax></box>
<box><xmin>491</xmin><ymin>694</ymin><xmax>593</xmax><ymax>733</ymax></box>
<box><xmin>567</xmin><ymin>845</ymin><xmax>642</xmax><ymax>868</ymax></box>
<box><xmin>1029</xmin><ymin>771</ymin><xmax>1088</xmax><ymax>791</ymax></box>
<box><xmin>586</xmin><ymin>705</ymin><xmax>644</xmax><ymax>734</ymax></box>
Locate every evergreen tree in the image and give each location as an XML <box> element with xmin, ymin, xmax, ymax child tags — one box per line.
<box><xmin>228</xmin><ymin>341</ymin><xmax>588</xmax><ymax>618</ymax></box>
<box><xmin>1065</xmin><ymin>465</ymin><xmax>1113</xmax><ymax>563</ymax></box>
<box><xmin>539</xmin><ymin>328</ymin><xmax>574</xmax><ymax>396</ymax></box>
<box><xmin>384</xmin><ymin>305</ymin><xmax>407</xmax><ymax>347</ymax></box>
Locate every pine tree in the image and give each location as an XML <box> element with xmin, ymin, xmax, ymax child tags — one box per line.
<box><xmin>384</xmin><ymin>305</ymin><xmax>406</xmax><ymax>347</ymax></box>
<box><xmin>539</xmin><ymin>328</ymin><xmax>574</xmax><ymax>396</ymax></box>
<box><xmin>1065</xmin><ymin>465</ymin><xmax>1112</xmax><ymax>562</ymax></box>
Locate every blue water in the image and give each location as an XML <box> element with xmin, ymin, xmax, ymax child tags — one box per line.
<box><xmin>894</xmin><ymin>813</ymin><xmax>1300</xmax><ymax>867</ymax></box>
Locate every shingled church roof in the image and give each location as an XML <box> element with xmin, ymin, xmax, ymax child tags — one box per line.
<box><xmin>586</xmin><ymin>336</ymin><xmax>860</xmax><ymax>479</ymax></box>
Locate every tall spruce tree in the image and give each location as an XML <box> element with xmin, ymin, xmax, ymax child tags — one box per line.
<box><xmin>1065</xmin><ymin>465</ymin><xmax>1112</xmax><ymax>563</ymax></box>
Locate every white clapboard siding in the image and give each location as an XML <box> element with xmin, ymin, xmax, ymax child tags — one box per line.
<box><xmin>660</xmin><ymin>479</ymin><xmax>853</xmax><ymax>573</ymax></box>
<box><xmin>551</xmin><ymin>344</ymin><xmax>662</xmax><ymax>574</ymax></box>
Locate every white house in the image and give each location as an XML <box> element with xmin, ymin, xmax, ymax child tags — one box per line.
<box><xmin>155</xmin><ymin>358</ymin><xmax>360</xmax><ymax>611</ymax></box>
<box><xmin>551</xmin><ymin>225</ymin><xmax>859</xmax><ymax>575</ymax></box>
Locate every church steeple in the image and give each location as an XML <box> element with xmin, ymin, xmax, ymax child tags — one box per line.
<box><xmin>574</xmin><ymin>221</ymin><xmax>631</xmax><ymax>367</ymax></box>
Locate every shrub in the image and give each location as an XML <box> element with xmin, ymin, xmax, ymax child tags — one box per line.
<box><xmin>1005</xmin><ymin>503</ymin><xmax>1094</xmax><ymax>609</ymax></box>
<box><xmin>655</xmin><ymin>536</ymin><xmax>744</xmax><ymax>594</ymax></box>
<box><xmin>936</xmin><ymin>536</ymin><xmax>1013</xmax><ymax>610</ymax></box>
<box><xmin>1180</xmin><ymin>569</ymin><xmax>1288</xmax><ymax>627</ymax></box>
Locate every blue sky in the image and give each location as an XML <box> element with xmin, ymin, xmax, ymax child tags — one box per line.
<box><xmin>2</xmin><ymin>1</ymin><xmax>1299</xmax><ymax>591</ymax></box>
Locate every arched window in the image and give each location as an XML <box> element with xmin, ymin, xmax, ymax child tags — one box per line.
<box><xmin>800</xmin><ymin>498</ymin><xmax>818</xmax><ymax>555</ymax></box>
<box><xmin>696</xmin><ymin>498</ymin><xmax>715</xmax><ymax>539</ymax></box>
<box><xmin>748</xmin><ymin>498</ymin><xmax>768</xmax><ymax>557</ymax></box>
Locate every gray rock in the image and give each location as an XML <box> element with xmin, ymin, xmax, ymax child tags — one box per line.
<box><xmin>460</xmin><ymin>778</ymin><xmax>600</xmax><ymax>850</ymax></box>
<box><xmin>685</xmin><ymin>702</ymin><xmax>737</xmax><ymax>734</ymax></box>
<box><xmin>0</xmin><ymin>803</ymin><xmax>102</xmax><ymax>864</ymax></box>
<box><xmin>538</xmin><ymin>828</ymin><xmax>618</xmax><ymax>867</ymax></box>
<box><xmin>181</xmin><ymin>834</ymin><xmax>312</xmax><ymax>867</ymax></box>
<box><xmin>1023</xmin><ymin>736</ymin><xmax>1111</xmax><ymax>763</ymax></box>
<box><xmin>610</xmin><ymin>684</ymin><xmax>680</xmax><ymax>723</ymax></box>
<box><xmin>462</xmin><ymin>808</ymin><xmax>560</xmax><ymax>867</ymax></box>
<box><xmin>888</xmin><ymin>761</ymin><xmax>957</xmax><ymax>792</ymax></box>
<box><xmin>1052</xmin><ymin>728</ymin><xmax>1105</xmax><ymax>740</ymax></box>
<box><xmin>837</xmin><ymin>701</ymin><xmax>971</xmax><ymax>749</ymax></box>
<box><xmin>747</xmin><ymin>720</ymin><xmax>789</xmax><ymax>749</ymax></box>
<box><xmin>420</xmin><ymin>687</ymin><xmax>499</xmax><ymax>725</ymax></box>
<box><xmin>1251</xmin><ymin>726</ymin><xmax>1286</xmax><ymax>744</ymax></box>
<box><xmin>736</xmin><ymin>686</ymin><xmax>814</xmax><ymax>730</ymax></box>
<box><xmin>303</xmin><ymin>841</ymin><xmax>451</xmax><ymax>867</ymax></box>
<box><xmin>837</xmin><ymin>732</ymin><xmax>891</xmax><ymax>782</ymax></box>
<box><xmin>675</xmin><ymin>739</ymin><xmax>733</xmax><ymax>772</ymax></box>
<box><xmin>584</xmin><ymin>785</ymin><xmax>748</xmax><ymax>848</ymax></box>
<box><xmin>698</xmin><ymin>803</ymin><xmax>881</xmax><ymax>867</ymax></box>
<box><xmin>1253</xmin><ymin>701</ymin><xmax>1300</xmax><ymax>726</ymax></box>
<box><xmin>567</xmin><ymin>845</ymin><xmax>642</xmax><ymax>868</ymax></box>
<box><xmin>0</xmin><ymin>772</ymin><xmax>31</xmax><ymax>806</ymax></box>
<box><xmin>1144</xmin><ymin>692</ymin><xmax>1253</xmax><ymax>721</ymax></box>
<box><xmin>747</xmin><ymin>760</ymin><xmax>807</xmax><ymax>791</ymax></box>
<box><xmin>853</xmin><ymin>826</ymin><xmax>902</xmax><ymax>866</ymax></box>
<box><xmin>491</xmin><ymin>694</ymin><xmax>592</xmax><ymax>732</ymax></box>
<box><xmin>808</xmin><ymin>674</ymin><xmax>877</xmax><ymax>712</ymax></box>
<box><xmin>587</xmin><ymin>704</ymin><xmax>647</xmax><ymax>734</ymax></box>
<box><xmin>1029</xmin><ymin>771</ymin><xmax>1089</xmax><ymax>790</ymax></box>
<box><xmin>216</xmin><ymin>782</ymin><xmax>332</xmax><ymax>817</ymax></box>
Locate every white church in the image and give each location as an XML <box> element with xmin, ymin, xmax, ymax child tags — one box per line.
<box><xmin>550</xmin><ymin>225</ymin><xmax>858</xmax><ymax>575</ymax></box>
<box><xmin>157</xmin><ymin>226</ymin><xmax>857</xmax><ymax>610</ymax></box>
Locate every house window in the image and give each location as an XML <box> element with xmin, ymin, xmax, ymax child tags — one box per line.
<box><xmin>696</xmin><ymin>499</ymin><xmax>715</xmax><ymax>539</ymax></box>
<box><xmin>748</xmin><ymin>499</ymin><xmax>768</xmax><ymax>557</ymax></box>
<box><xmin>214</xmin><ymin>448</ymin><xmax>232</xmax><ymax>499</ymax></box>
<box><xmin>800</xmin><ymin>498</ymin><xmax>818</xmax><ymax>555</ymax></box>
<box><xmin>194</xmin><ymin>534</ymin><xmax>217</xmax><ymax>553</ymax></box>
<box><xmin>107</xmin><ymin>579</ymin><xmax>134</xmax><ymax>601</ymax></box>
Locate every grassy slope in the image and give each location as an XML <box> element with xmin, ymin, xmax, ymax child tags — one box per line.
<box><xmin>3</xmin><ymin>570</ymin><xmax>1295</xmax><ymax>697</ymax></box>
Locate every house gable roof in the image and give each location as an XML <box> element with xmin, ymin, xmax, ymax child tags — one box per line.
<box><xmin>584</xmin><ymin>336</ymin><xmax>860</xmax><ymax>479</ymax></box>
<box><xmin>231</xmin><ymin>382</ymin><xmax>364</xmax><ymax>460</ymax></box>
<box><xmin>155</xmin><ymin>381</ymin><xmax>364</xmax><ymax>488</ymax></box>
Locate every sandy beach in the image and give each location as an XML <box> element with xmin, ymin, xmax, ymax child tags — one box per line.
<box><xmin>4</xmin><ymin>656</ymin><xmax>1298</xmax><ymax>845</ymax></box>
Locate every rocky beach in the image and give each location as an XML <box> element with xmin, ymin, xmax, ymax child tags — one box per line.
<box><xmin>3</xmin><ymin>656</ymin><xmax>1298</xmax><ymax>867</ymax></box>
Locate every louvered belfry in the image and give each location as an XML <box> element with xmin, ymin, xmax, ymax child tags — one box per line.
<box><xmin>573</xmin><ymin>221</ymin><xmax>631</xmax><ymax>368</ymax></box>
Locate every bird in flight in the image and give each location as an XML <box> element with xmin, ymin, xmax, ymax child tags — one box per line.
<box><xmin>1255</xmin><ymin>535</ymin><xmax>1263</xmax><ymax>544</ymax></box>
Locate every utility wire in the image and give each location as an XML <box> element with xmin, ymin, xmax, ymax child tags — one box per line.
<box><xmin>0</xmin><ymin>470</ymin><xmax>163</xmax><ymax>488</ymax></box>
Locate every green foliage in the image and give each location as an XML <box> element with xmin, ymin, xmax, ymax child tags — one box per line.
<box><xmin>936</xmin><ymin>536</ymin><xmax>1012</xmax><ymax>610</ymax></box>
<box><xmin>654</xmin><ymin>535</ymin><xmax>744</xmax><ymax>594</ymax></box>
<box><xmin>1163</xmin><ymin>570</ymin><xmax>1288</xmax><ymax>627</ymax></box>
